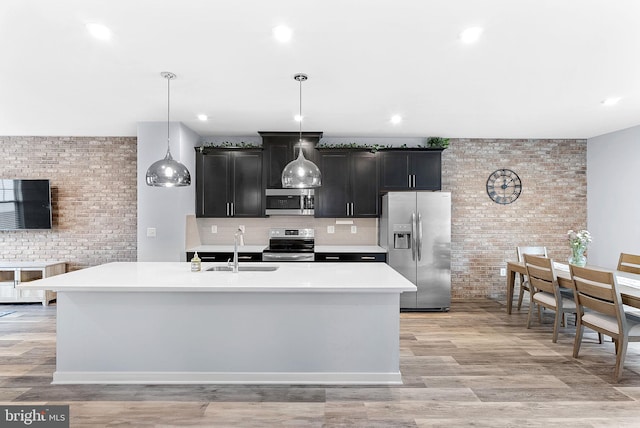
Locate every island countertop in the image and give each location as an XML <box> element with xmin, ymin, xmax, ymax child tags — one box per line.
<box><xmin>18</xmin><ymin>262</ymin><xmax>416</xmax><ymax>293</ymax></box>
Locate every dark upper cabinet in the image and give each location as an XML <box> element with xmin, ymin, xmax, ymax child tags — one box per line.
<box><xmin>315</xmin><ymin>150</ymin><xmax>379</xmax><ymax>218</ymax></box>
<box><xmin>195</xmin><ymin>149</ymin><xmax>263</xmax><ymax>217</ymax></box>
<box><xmin>259</xmin><ymin>131</ymin><xmax>322</xmax><ymax>189</ymax></box>
<box><xmin>379</xmin><ymin>150</ymin><xmax>442</xmax><ymax>191</ymax></box>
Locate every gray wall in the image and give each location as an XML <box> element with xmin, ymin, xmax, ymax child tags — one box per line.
<box><xmin>587</xmin><ymin>124</ymin><xmax>640</xmax><ymax>268</ymax></box>
<box><xmin>137</xmin><ymin>122</ymin><xmax>199</xmax><ymax>261</ymax></box>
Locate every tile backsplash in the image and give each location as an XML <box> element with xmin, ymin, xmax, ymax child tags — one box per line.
<box><xmin>186</xmin><ymin>215</ymin><xmax>378</xmax><ymax>248</ymax></box>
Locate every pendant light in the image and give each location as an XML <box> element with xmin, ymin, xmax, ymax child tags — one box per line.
<box><xmin>146</xmin><ymin>72</ymin><xmax>191</xmax><ymax>187</ymax></box>
<box><xmin>281</xmin><ymin>73</ymin><xmax>322</xmax><ymax>188</ymax></box>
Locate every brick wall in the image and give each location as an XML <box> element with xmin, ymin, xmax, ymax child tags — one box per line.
<box><xmin>0</xmin><ymin>136</ymin><xmax>137</xmax><ymax>271</ymax></box>
<box><xmin>441</xmin><ymin>138</ymin><xmax>587</xmax><ymax>298</ymax></box>
<box><xmin>0</xmin><ymin>135</ymin><xmax>586</xmax><ymax>297</ymax></box>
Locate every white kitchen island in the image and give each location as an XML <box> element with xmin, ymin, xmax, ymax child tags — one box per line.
<box><xmin>19</xmin><ymin>262</ymin><xmax>416</xmax><ymax>385</ymax></box>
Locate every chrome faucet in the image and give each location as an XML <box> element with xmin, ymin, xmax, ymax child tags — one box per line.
<box><xmin>231</xmin><ymin>227</ymin><xmax>244</xmax><ymax>273</ymax></box>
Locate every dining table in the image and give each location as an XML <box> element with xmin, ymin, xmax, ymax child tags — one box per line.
<box><xmin>506</xmin><ymin>260</ymin><xmax>640</xmax><ymax>314</ymax></box>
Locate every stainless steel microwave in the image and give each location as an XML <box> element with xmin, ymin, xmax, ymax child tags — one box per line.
<box><xmin>265</xmin><ymin>188</ymin><xmax>314</xmax><ymax>216</ymax></box>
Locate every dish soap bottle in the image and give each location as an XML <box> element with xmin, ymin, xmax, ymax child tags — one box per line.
<box><xmin>191</xmin><ymin>252</ymin><xmax>201</xmax><ymax>272</ymax></box>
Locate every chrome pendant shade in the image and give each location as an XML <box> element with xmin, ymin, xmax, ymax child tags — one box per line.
<box><xmin>281</xmin><ymin>73</ymin><xmax>321</xmax><ymax>188</ymax></box>
<box><xmin>146</xmin><ymin>72</ymin><xmax>191</xmax><ymax>187</ymax></box>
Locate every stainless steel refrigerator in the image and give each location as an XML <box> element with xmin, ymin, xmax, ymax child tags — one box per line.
<box><xmin>379</xmin><ymin>192</ymin><xmax>451</xmax><ymax>310</ymax></box>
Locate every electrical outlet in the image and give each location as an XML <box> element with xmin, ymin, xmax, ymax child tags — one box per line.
<box><xmin>238</xmin><ymin>225</ymin><xmax>245</xmax><ymax>233</ymax></box>
<box><xmin>351</xmin><ymin>225</ymin><xmax>357</xmax><ymax>234</ymax></box>
<box><xmin>211</xmin><ymin>225</ymin><xmax>217</xmax><ymax>234</ymax></box>
<box><xmin>327</xmin><ymin>225</ymin><xmax>335</xmax><ymax>234</ymax></box>
<box><xmin>500</xmin><ymin>268</ymin><xmax>506</xmax><ymax>277</ymax></box>
<box><xmin>146</xmin><ymin>227</ymin><xmax>156</xmax><ymax>238</ymax></box>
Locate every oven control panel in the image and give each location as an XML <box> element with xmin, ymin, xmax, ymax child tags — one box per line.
<box><xmin>269</xmin><ymin>228</ymin><xmax>315</xmax><ymax>239</ymax></box>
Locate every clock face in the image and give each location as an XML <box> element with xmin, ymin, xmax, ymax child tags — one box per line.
<box><xmin>486</xmin><ymin>169</ymin><xmax>522</xmax><ymax>204</ymax></box>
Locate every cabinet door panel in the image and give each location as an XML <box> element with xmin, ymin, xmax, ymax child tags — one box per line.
<box><xmin>316</xmin><ymin>153</ymin><xmax>350</xmax><ymax>217</ymax></box>
<box><xmin>263</xmin><ymin>142</ymin><xmax>290</xmax><ymax>188</ymax></box>
<box><xmin>351</xmin><ymin>152</ymin><xmax>379</xmax><ymax>217</ymax></box>
<box><xmin>232</xmin><ymin>152</ymin><xmax>263</xmax><ymax>217</ymax></box>
<box><xmin>379</xmin><ymin>152</ymin><xmax>410</xmax><ymax>190</ymax></box>
<box><xmin>411</xmin><ymin>152</ymin><xmax>442</xmax><ymax>190</ymax></box>
<box><xmin>197</xmin><ymin>153</ymin><xmax>230</xmax><ymax>217</ymax></box>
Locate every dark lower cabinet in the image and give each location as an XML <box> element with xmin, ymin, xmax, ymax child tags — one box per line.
<box><xmin>315</xmin><ymin>150</ymin><xmax>378</xmax><ymax>217</ymax></box>
<box><xmin>186</xmin><ymin>252</ymin><xmax>262</xmax><ymax>262</ymax></box>
<box><xmin>187</xmin><ymin>252</ymin><xmax>386</xmax><ymax>263</ymax></box>
<box><xmin>379</xmin><ymin>150</ymin><xmax>442</xmax><ymax>191</ymax></box>
<box><xmin>196</xmin><ymin>149</ymin><xmax>263</xmax><ymax>217</ymax></box>
<box><xmin>314</xmin><ymin>253</ymin><xmax>386</xmax><ymax>262</ymax></box>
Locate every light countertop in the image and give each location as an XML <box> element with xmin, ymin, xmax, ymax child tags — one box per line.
<box><xmin>18</xmin><ymin>262</ymin><xmax>415</xmax><ymax>293</ymax></box>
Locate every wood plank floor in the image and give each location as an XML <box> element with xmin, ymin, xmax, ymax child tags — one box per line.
<box><xmin>2</xmin><ymin>299</ymin><xmax>640</xmax><ymax>427</ymax></box>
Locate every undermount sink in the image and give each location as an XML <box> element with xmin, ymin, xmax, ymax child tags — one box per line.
<box><xmin>207</xmin><ymin>265</ymin><xmax>279</xmax><ymax>272</ymax></box>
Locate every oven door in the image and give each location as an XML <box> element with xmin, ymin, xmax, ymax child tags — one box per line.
<box><xmin>262</xmin><ymin>252</ymin><xmax>315</xmax><ymax>262</ymax></box>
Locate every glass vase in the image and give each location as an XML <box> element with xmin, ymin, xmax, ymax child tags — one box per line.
<box><xmin>569</xmin><ymin>245</ymin><xmax>587</xmax><ymax>267</ymax></box>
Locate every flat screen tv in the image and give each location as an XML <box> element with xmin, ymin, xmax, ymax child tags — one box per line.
<box><xmin>0</xmin><ymin>179</ymin><xmax>52</xmax><ymax>230</ymax></box>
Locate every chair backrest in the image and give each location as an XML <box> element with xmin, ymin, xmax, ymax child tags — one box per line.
<box><xmin>570</xmin><ymin>264</ymin><xmax>625</xmax><ymax>334</ymax></box>
<box><xmin>617</xmin><ymin>253</ymin><xmax>640</xmax><ymax>275</ymax></box>
<box><xmin>523</xmin><ymin>254</ymin><xmax>557</xmax><ymax>295</ymax></box>
<box><xmin>517</xmin><ymin>246</ymin><xmax>548</xmax><ymax>262</ymax></box>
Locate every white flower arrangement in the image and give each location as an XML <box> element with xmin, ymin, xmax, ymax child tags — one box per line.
<box><xmin>567</xmin><ymin>229</ymin><xmax>592</xmax><ymax>249</ymax></box>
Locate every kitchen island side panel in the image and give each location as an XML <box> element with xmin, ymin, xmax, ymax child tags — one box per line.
<box><xmin>55</xmin><ymin>290</ymin><xmax>402</xmax><ymax>384</ymax></box>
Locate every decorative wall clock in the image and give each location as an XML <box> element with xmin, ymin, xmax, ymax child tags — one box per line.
<box><xmin>486</xmin><ymin>169</ymin><xmax>522</xmax><ymax>204</ymax></box>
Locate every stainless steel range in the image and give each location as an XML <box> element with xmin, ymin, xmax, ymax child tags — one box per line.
<box><xmin>262</xmin><ymin>228</ymin><xmax>315</xmax><ymax>262</ymax></box>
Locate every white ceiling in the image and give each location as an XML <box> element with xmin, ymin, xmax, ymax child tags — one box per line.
<box><xmin>2</xmin><ymin>0</ymin><xmax>639</xmax><ymax>139</ymax></box>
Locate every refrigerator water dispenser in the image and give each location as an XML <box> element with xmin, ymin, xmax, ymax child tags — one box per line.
<box><xmin>394</xmin><ymin>233</ymin><xmax>410</xmax><ymax>249</ymax></box>
<box><xmin>392</xmin><ymin>224</ymin><xmax>412</xmax><ymax>249</ymax></box>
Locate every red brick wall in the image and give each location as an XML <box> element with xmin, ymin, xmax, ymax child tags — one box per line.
<box><xmin>0</xmin><ymin>136</ymin><xmax>137</xmax><ymax>271</ymax></box>
<box><xmin>441</xmin><ymin>138</ymin><xmax>587</xmax><ymax>298</ymax></box>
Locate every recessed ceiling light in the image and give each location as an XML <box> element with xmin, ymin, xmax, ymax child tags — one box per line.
<box><xmin>601</xmin><ymin>97</ymin><xmax>621</xmax><ymax>106</ymax></box>
<box><xmin>197</xmin><ymin>114</ymin><xmax>208</xmax><ymax>121</ymax></box>
<box><xmin>390</xmin><ymin>115</ymin><xmax>402</xmax><ymax>125</ymax></box>
<box><xmin>459</xmin><ymin>27</ymin><xmax>483</xmax><ymax>44</ymax></box>
<box><xmin>273</xmin><ymin>25</ymin><xmax>293</xmax><ymax>42</ymax></box>
<box><xmin>86</xmin><ymin>23</ymin><xmax>111</xmax><ymax>41</ymax></box>
<box><xmin>294</xmin><ymin>114</ymin><xmax>303</xmax><ymax>122</ymax></box>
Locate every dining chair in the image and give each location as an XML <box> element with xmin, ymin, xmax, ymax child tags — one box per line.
<box><xmin>617</xmin><ymin>253</ymin><xmax>640</xmax><ymax>275</ymax></box>
<box><xmin>524</xmin><ymin>254</ymin><xmax>576</xmax><ymax>343</ymax></box>
<box><xmin>516</xmin><ymin>246</ymin><xmax>548</xmax><ymax>310</ymax></box>
<box><xmin>570</xmin><ymin>264</ymin><xmax>640</xmax><ymax>382</ymax></box>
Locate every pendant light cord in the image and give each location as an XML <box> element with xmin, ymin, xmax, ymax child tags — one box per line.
<box><xmin>298</xmin><ymin>76</ymin><xmax>303</xmax><ymax>149</ymax></box>
<box><xmin>160</xmin><ymin>71</ymin><xmax>177</xmax><ymax>158</ymax></box>
<box><xmin>166</xmin><ymin>74</ymin><xmax>171</xmax><ymax>155</ymax></box>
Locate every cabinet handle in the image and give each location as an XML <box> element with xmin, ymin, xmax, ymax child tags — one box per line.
<box><xmin>226</xmin><ymin>203</ymin><xmax>229</xmax><ymax>216</ymax></box>
<box><xmin>201</xmin><ymin>257</ymin><xmax>218</xmax><ymax>261</ymax></box>
<box><xmin>350</xmin><ymin>202</ymin><xmax>354</xmax><ymax>216</ymax></box>
<box><xmin>360</xmin><ymin>256</ymin><xmax>376</xmax><ymax>260</ymax></box>
<box><xmin>325</xmin><ymin>256</ymin><xmax>340</xmax><ymax>260</ymax></box>
<box><xmin>408</xmin><ymin>175</ymin><xmax>412</xmax><ymax>188</ymax></box>
<box><xmin>230</xmin><ymin>202</ymin><xmax>234</xmax><ymax>217</ymax></box>
<box><xmin>413</xmin><ymin>174</ymin><xmax>417</xmax><ymax>188</ymax></box>
<box><xmin>238</xmin><ymin>256</ymin><xmax>252</xmax><ymax>260</ymax></box>
<box><xmin>346</xmin><ymin>203</ymin><xmax>350</xmax><ymax>217</ymax></box>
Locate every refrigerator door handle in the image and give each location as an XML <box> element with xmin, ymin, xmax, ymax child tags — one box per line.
<box><xmin>417</xmin><ymin>212</ymin><xmax>423</xmax><ymax>261</ymax></box>
<box><xmin>411</xmin><ymin>212</ymin><xmax>417</xmax><ymax>261</ymax></box>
